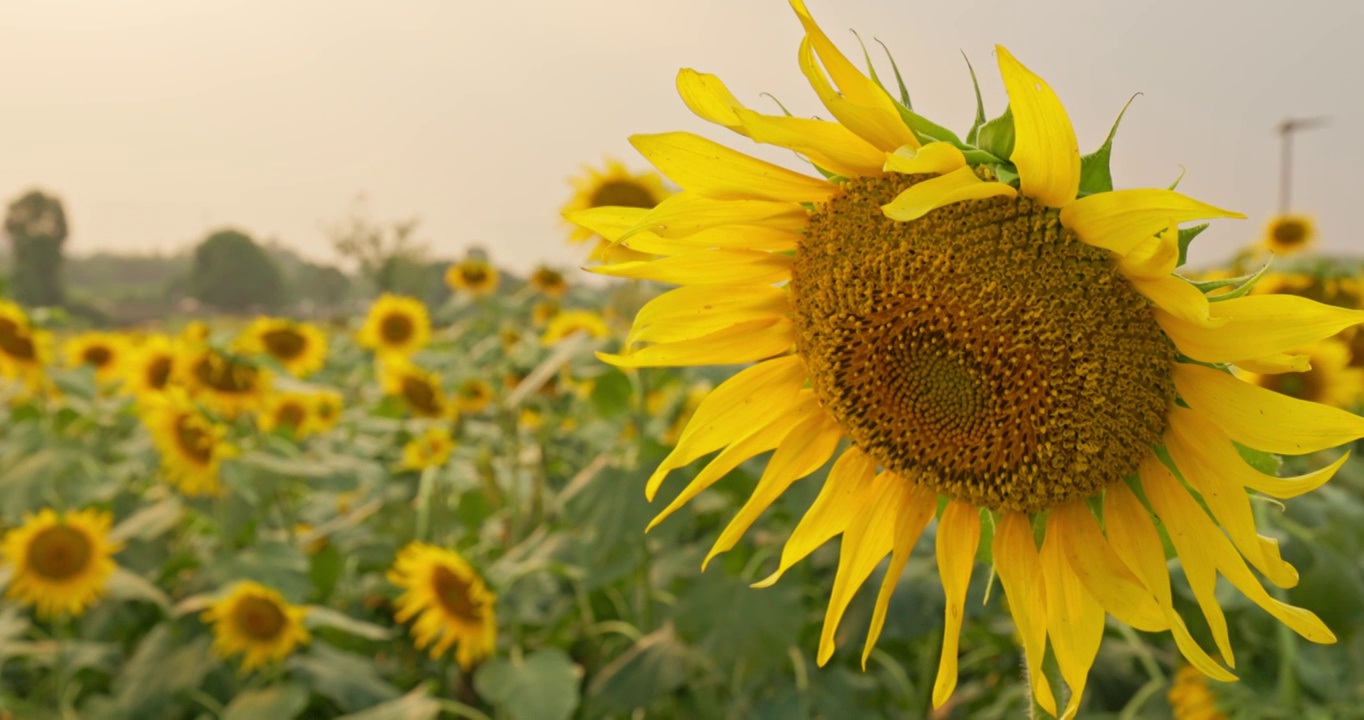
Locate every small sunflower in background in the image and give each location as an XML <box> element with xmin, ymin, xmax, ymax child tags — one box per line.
<box><xmin>123</xmin><ymin>335</ymin><xmax>178</xmax><ymax>397</ymax></box>
<box><xmin>387</xmin><ymin>542</ymin><xmax>496</xmax><ymax>670</ymax></box>
<box><xmin>64</xmin><ymin>332</ymin><xmax>127</xmax><ymax>385</ymax></box>
<box><xmin>358</xmin><ymin>294</ymin><xmax>431</xmax><ymax>358</ymax></box>
<box><xmin>380</xmin><ymin>360</ymin><xmax>453</xmax><ymax>420</ymax></box>
<box><xmin>236</xmin><ymin>317</ymin><xmax>328</xmax><ymax>378</ymax></box>
<box><xmin>445</xmin><ymin>259</ymin><xmax>500</xmax><ymax>298</ymax></box>
<box><xmin>562</xmin><ymin>159</ymin><xmax>669</xmax><ymax>246</ymax></box>
<box><xmin>1167</xmin><ymin>665</ymin><xmax>1228</xmax><ymax>720</ymax></box>
<box><xmin>178</xmin><ymin>346</ymin><xmax>270</xmax><ymax>418</ymax></box>
<box><xmin>1240</xmin><ymin>340</ymin><xmax>1362</xmax><ymax>409</ymax></box>
<box><xmin>540</xmin><ymin>310</ymin><xmax>609</xmax><ymax>345</ymax></box>
<box><xmin>202</xmin><ymin>581</ymin><xmax>310</xmax><ymax>673</ymax></box>
<box><xmin>400</xmin><ymin>427</ymin><xmax>457</xmax><ymax>471</ymax></box>
<box><xmin>311</xmin><ymin>389</ymin><xmax>345</xmax><ymax>433</ymax></box>
<box><xmin>142</xmin><ymin>390</ymin><xmax>235</xmax><ymax>496</ymax></box>
<box><xmin>530</xmin><ymin>300</ymin><xmax>560</xmax><ymax>328</ymax></box>
<box><xmin>0</xmin><ymin>300</ymin><xmax>50</xmax><ymax>387</ymax></box>
<box><xmin>568</xmin><ymin>1</ymin><xmax>1363</xmax><ymax>714</ymax></box>
<box><xmin>454</xmin><ymin>377</ymin><xmax>495</xmax><ymax>415</ymax></box>
<box><xmin>1</xmin><ymin>507</ymin><xmax>122</xmax><ymax>618</ymax></box>
<box><xmin>257</xmin><ymin>391</ymin><xmax>317</xmax><ymax>437</ymax></box>
<box><xmin>528</xmin><ymin>265</ymin><xmax>569</xmax><ymax>299</ymax></box>
<box><xmin>1263</xmin><ymin>213</ymin><xmax>1316</xmax><ymax>256</ymax></box>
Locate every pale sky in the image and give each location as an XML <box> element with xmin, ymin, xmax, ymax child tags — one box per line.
<box><xmin>3</xmin><ymin>0</ymin><xmax>1361</xmax><ymax>274</ymax></box>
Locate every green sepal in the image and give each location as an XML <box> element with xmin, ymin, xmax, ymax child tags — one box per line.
<box><xmin>963</xmin><ymin>53</ymin><xmax>987</xmax><ymax>145</ymax></box>
<box><xmin>1175</xmin><ymin>223</ymin><xmax>1209</xmax><ymax>266</ymax></box>
<box><xmin>976</xmin><ymin>105</ymin><xmax>1015</xmax><ymax>162</ymax></box>
<box><xmin>1078</xmin><ymin>93</ymin><xmax>1139</xmax><ymax>196</ymax></box>
<box><xmin>1167</xmin><ymin>165</ymin><xmax>1187</xmax><ymax>191</ymax></box>
<box><xmin>760</xmin><ymin>92</ymin><xmax>794</xmax><ymax>117</ymax></box>
<box><xmin>1196</xmin><ymin>260</ymin><xmax>1273</xmax><ymax>302</ymax></box>
<box><xmin>894</xmin><ymin>103</ymin><xmax>964</xmax><ymax>148</ymax></box>
<box><xmin>877</xmin><ymin>38</ymin><xmax>913</xmax><ymax>109</ymax></box>
<box><xmin>992</xmin><ymin>164</ymin><xmax>1020</xmax><ymax>188</ymax></box>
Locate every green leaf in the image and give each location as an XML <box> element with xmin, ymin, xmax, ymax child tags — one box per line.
<box><xmin>589</xmin><ymin>368</ymin><xmax>633</xmax><ymax>418</ymax></box>
<box><xmin>222</xmin><ymin>683</ymin><xmax>311</xmax><ymax>720</ymax></box>
<box><xmin>1235</xmin><ymin>443</ymin><xmax>1282</xmax><ymax>476</ymax></box>
<box><xmin>474</xmin><ymin>648</ymin><xmax>580</xmax><ymax>720</ymax></box>
<box><xmin>334</xmin><ymin>687</ymin><xmax>440</xmax><ymax>720</ymax></box>
<box><xmin>288</xmin><ymin>644</ymin><xmax>401</xmax><ymax>712</ymax></box>
<box><xmin>109</xmin><ymin>497</ymin><xmax>183</xmax><ymax>543</ymax></box>
<box><xmin>1078</xmin><ymin>94</ymin><xmax>1138</xmax><ymax>196</ymax></box>
<box><xmin>105</xmin><ymin>627</ymin><xmax>214</xmax><ymax>716</ymax></box>
<box><xmin>106</xmin><ymin>568</ymin><xmax>171</xmax><ymax>610</ymax></box>
<box><xmin>894</xmin><ymin>103</ymin><xmax>964</xmax><ymax>148</ymax></box>
<box><xmin>304</xmin><ymin>605</ymin><xmax>394</xmax><ymax>641</ymax></box>
<box><xmin>976</xmin><ymin>105</ymin><xmax>1015</xmax><ymax>163</ymax></box>
<box><xmin>1176</xmin><ymin>223</ymin><xmax>1210</xmax><ymax>267</ymax></box>
<box><xmin>587</xmin><ymin>624</ymin><xmax>697</xmax><ymax>713</ymax></box>
<box><xmin>308</xmin><ymin>543</ymin><xmax>344</xmax><ymax>602</ymax></box>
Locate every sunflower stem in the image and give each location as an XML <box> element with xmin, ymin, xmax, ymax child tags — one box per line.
<box><xmin>415</xmin><ymin>466</ymin><xmax>437</xmax><ymax>543</ymax></box>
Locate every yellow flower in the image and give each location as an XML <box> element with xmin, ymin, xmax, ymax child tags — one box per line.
<box><xmin>562</xmin><ymin>158</ymin><xmax>670</xmax><ymax>246</ymax></box>
<box><xmin>1263</xmin><ymin>213</ymin><xmax>1315</xmax><ymax>256</ymax></box>
<box><xmin>257</xmin><ymin>391</ymin><xmax>319</xmax><ymax>437</ymax></box>
<box><xmin>387</xmin><ymin>542</ymin><xmax>496</xmax><ymax>669</ymax></box>
<box><xmin>540</xmin><ymin>310</ymin><xmax>609</xmax><ymax>345</ymax></box>
<box><xmin>454</xmin><ymin>377</ymin><xmax>495</xmax><ymax>415</ymax></box>
<box><xmin>400</xmin><ymin>427</ymin><xmax>457</xmax><ymax>470</ymax></box>
<box><xmin>567</xmin><ymin>2</ymin><xmax>1362</xmax><ymax>716</ymax></box>
<box><xmin>0</xmin><ymin>300</ymin><xmax>50</xmax><ymax>388</ymax></box>
<box><xmin>178</xmin><ymin>346</ymin><xmax>271</xmax><ymax>418</ymax></box>
<box><xmin>1</xmin><ymin>507</ymin><xmax>121</xmax><ymax>618</ymax></box>
<box><xmin>380</xmin><ymin>359</ymin><xmax>453</xmax><ymax>420</ymax></box>
<box><xmin>123</xmin><ymin>335</ymin><xmax>179</xmax><ymax>396</ymax></box>
<box><xmin>1240</xmin><ymin>340</ymin><xmax>1361</xmax><ymax>409</ymax></box>
<box><xmin>528</xmin><ymin>266</ymin><xmax>569</xmax><ymax>299</ymax></box>
<box><xmin>235</xmin><ymin>317</ymin><xmax>328</xmax><ymax>378</ymax></box>
<box><xmin>1167</xmin><ymin>665</ymin><xmax>1228</xmax><ymax>720</ymax></box>
<box><xmin>518</xmin><ymin>407</ymin><xmax>542</xmax><ymax>430</ymax></box>
<box><xmin>358</xmin><ymin>294</ymin><xmax>431</xmax><ymax>358</ymax></box>
<box><xmin>311</xmin><ymin>389</ymin><xmax>345</xmax><ymax>432</ymax></box>
<box><xmin>64</xmin><ymin>332</ymin><xmax>127</xmax><ymax>384</ymax></box>
<box><xmin>445</xmin><ymin>259</ymin><xmax>500</xmax><ymax>298</ymax></box>
<box><xmin>202</xmin><ymin>581</ymin><xmax>310</xmax><ymax>673</ymax></box>
<box><xmin>142</xmin><ymin>390</ymin><xmax>235</xmax><ymax>496</ymax></box>
<box><xmin>531</xmin><ymin>300</ymin><xmax>560</xmax><ymax>328</ymax></box>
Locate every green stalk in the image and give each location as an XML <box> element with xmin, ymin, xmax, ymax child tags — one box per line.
<box><xmin>415</xmin><ymin>466</ymin><xmax>437</xmax><ymax>543</ymax></box>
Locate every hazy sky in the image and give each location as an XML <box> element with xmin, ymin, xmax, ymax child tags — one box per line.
<box><xmin>3</xmin><ymin>0</ymin><xmax>1361</xmax><ymax>274</ymax></box>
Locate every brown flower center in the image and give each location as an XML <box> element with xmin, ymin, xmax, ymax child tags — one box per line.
<box><xmin>590</xmin><ymin>180</ymin><xmax>657</xmax><ymax>209</ymax></box>
<box><xmin>0</xmin><ymin>319</ymin><xmax>37</xmax><ymax>361</ymax></box>
<box><xmin>191</xmin><ymin>353</ymin><xmax>260</xmax><ymax>395</ymax></box>
<box><xmin>380</xmin><ymin>313</ymin><xmax>415</xmax><ymax>345</ymax></box>
<box><xmin>234</xmin><ymin>596</ymin><xmax>287</xmax><ymax>640</ymax></box>
<box><xmin>1270</xmin><ymin>218</ymin><xmax>1310</xmax><ymax>248</ymax></box>
<box><xmin>81</xmin><ymin>345</ymin><xmax>114</xmax><ymax>369</ymax></box>
<box><xmin>276</xmin><ymin>401</ymin><xmax>307</xmax><ymax>429</ymax></box>
<box><xmin>431</xmin><ymin>565</ymin><xmax>483</xmax><ymax>623</ymax></box>
<box><xmin>174</xmin><ymin>414</ymin><xmax>216</xmax><ymax>464</ymax></box>
<box><xmin>401</xmin><ymin>374</ymin><xmax>445</xmax><ymax>417</ymax></box>
<box><xmin>27</xmin><ymin>525</ymin><xmax>93</xmax><ymax>580</ymax></box>
<box><xmin>145</xmin><ymin>355</ymin><xmax>173</xmax><ymax>390</ymax></box>
<box><xmin>261</xmin><ymin>328</ymin><xmax>307</xmax><ymax>361</ymax></box>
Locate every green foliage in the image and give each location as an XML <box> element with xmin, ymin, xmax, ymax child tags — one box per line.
<box><xmin>187</xmin><ymin>228</ymin><xmax>286</xmax><ymax>313</ymax></box>
<box><xmin>4</xmin><ymin>188</ymin><xmax>69</xmax><ymax>307</ymax></box>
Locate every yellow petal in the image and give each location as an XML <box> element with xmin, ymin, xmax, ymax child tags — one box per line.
<box><xmin>645</xmin><ymin>354</ymin><xmax>807</xmax><ymax>499</ymax></box>
<box><xmin>1142</xmin><ymin>455</ymin><xmax>1336</xmax><ymax>644</ymax></box>
<box><xmin>650</xmin><ymin>392</ymin><xmax>823</xmax><ymax>530</ymax></box>
<box><xmin>1040</xmin><ymin>512</ymin><xmax>1106</xmax><ymax>720</ymax></box>
<box><xmin>1173</xmin><ymin>363</ymin><xmax>1364</xmax><ymax>455</ymax></box>
<box><xmin>881</xmin><ymin>166</ymin><xmax>1017</xmax><ymax>222</ymax></box>
<box><xmin>992</xmin><ymin>511</ymin><xmax>1056</xmax><ymax>716</ymax></box>
<box><xmin>630</xmin><ymin>132</ymin><xmax>837</xmax><ymax>203</ymax></box>
<box><xmin>862</xmin><ymin>481</ymin><xmax>937</xmax><ymax>667</ymax></box>
<box><xmin>619</xmin><ymin>193</ymin><xmax>808</xmax><ymax>243</ymax></box>
<box><xmin>1059</xmin><ymin>189</ymin><xmax>1243</xmax><ymax>257</ymax></box>
<box><xmin>1052</xmin><ymin>500</ymin><xmax>1168</xmax><ymax>632</ymax></box>
<box><xmin>1168</xmin><ymin>406</ymin><xmax>1347</xmax><ymax>500</ymax></box>
<box><xmin>932</xmin><ymin>502</ymin><xmax>981</xmax><ymax>709</ymax></box>
<box><xmin>1158</xmin><ymin>294</ymin><xmax>1364</xmax><ymax>365</ymax></box>
<box><xmin>594</xmin><ymin>249</ymin><xmax>794</xmax><ymax>286</ymax></box>
<box><xmin>704</xmin><ymin>411</ymin><xmax>843</xmax><ymax>568</ymax></box>
<box><xmin>797</xmin><ymin>37</ymin><xmax>918</xmax><ymax>152</ymax></box>
<box><xmin>789</xmin><ymin>0</ymin><xmax>900</xmax><ymax>110</ymax></box>
<box><xmin>604</xmin><ymin>319</ymin><xmax>793</xmax><ymax>368</ymax></box>
<box><xmin>754</xmin><ymin>446</ymin><xmax>876</xmax><ymax>588</ymax></box>
<box><xmin>1235</xmin><ymin>353</ymin><xmax>1311</xmax><ymax>374</ymax></box>
<box><xmin>627</xmin><ymin>285</ymin><xmax>789</xmax><ymax>346</ymax></box>
<box><xmin>883</xmin><ymin>142</ymin><xmax>967</xmax><ymax>176</ymax></box>
<box><xmin>1133</xmin><ymin>274</ymin><xmax>1223</xmax><ymax>328</ymax></box>
<box><xmin>818</xmin><ymin>471</ymin><xmax>901</xmax><ymax>666</ymax></box>
<box><xmin>995</xmin><ymin>46</ymin><xmax>1079</xmax><ymax>208</ymax></box>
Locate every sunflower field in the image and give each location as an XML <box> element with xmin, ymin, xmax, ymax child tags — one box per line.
<box><xmin>4</xmin><ymin>2</ymin><xmax>1364</xmax><ymax>719</ymax></box>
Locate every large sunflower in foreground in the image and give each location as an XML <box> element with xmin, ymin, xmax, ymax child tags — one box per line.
<box><xmin>388</xmin><ymin>541</ymin><xmax>496</xmax><ymax>670</ymax></box>
<box><xmin>567</xmin><ymin>2</ymin><xmax>1364</xmax><ymax>716</ymax></box>
<box><xmin>235</xmin><ymin>317</ymin><xmax>329</xmax><ymax>378</ymax></box>
<box><xmin>202</xmin><ymin>580</ymin><xmax>310</xmax><ymax>672</ymax></box>
<box><xmin>1</xmin><ymin>507</ymin><xmax>122</xmax><ymax>618</ymax></box>
<box><xmin>358</xmin><ymin>294</ymin><xmax>431</xmax><ymax>358</ymax></box>
<box><xmin>142</xmin><ymin>390</ymin><xmax>235</xmax><ymax>496</ymax></box>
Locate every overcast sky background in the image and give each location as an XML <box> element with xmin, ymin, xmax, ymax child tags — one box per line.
<box><xmin>3</xmin><ymin>0</ymin><xmax>1361</xmax><ymax>274</ymax></box>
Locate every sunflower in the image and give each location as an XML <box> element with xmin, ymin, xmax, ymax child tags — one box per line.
<box><xmin>358</xmin><ymin>294</ymin><xmax>431</xmax><ymax>358</ymax></box>
<box><xmin>562</xmin><ymin>159</ymin><xmax>670</xmax><ymax>245</ymax></box>
<box><xmin>454</xmin><ymin>377</ymin><xmax>495</xmax><ymax>415</ymax></box>
<box><xmin>1240</xmin><ymin>340</ymin><xmax>1361</xmax><ymax>409</ymax></box>
<box><xmin>311</xmin><ymin>389</ymin><xmax>345</xmax><ymax>433</ymax></box>
<box><xmin>178</xmin><ymin>346</ymin><xmax>270</xmax><ymax>418</ymax></box>
<box><xmin>400</xmin><ymin>427</ymin><xmax>457</xmax><ymax>470</ymax></box>
<box><xmin>201</xmin><ymin>581</ymin><xmax>310</xmax><ymax>672</ymax></box>
<box><xmin>1167</xmin><ymin>665</ymin><xmax>1227</xmax><ymax>720</ymax></box>
<box><xmin>0</xmin><ymin>300</ymin><xmax>50</xmax><ymax>388</ymax></box>
<box><xmin>257</xmin><ymin>391</ymin><xmax>318</xmax><ymax>437</ymax></box>
<box><xmin>64</xmin><ymin>332</ymin><xmax>127</xmax><ymax>384</ymax></box>
<box><xmin>528</xmin><ymin>265</ymin><xmax>569</xmax><ymax>299</ymax></box>
<box><xmin>123</xmin><ymin>335</ymin><xmax>179</xmax><ymax>397</ymax></box>
<box><xmin>236</xmin><ymin>317</ymin><xmax>328</xmax><ymax>378</ymax></box>
<box><xmin>380</xmin><ymin>360</ymin><xmax>453</xmax><ymax>420</ymax></box>
<box><xmin>445</xmin><ymin>259</ymin><xmax>500</xmax><ymax>298</ymax></box>
<box><xmin>1263</xmin><ymin>213</ymin><xmax>1316</xmax><ymax>256</ymax></box>
<box><xmin>531</xmin><ymin>300</ymin><xmax>560</xmax><ymax>328</ymax></box>
<box><xmin>1</xmin><ymin>507</ymin><xmax>121</xmax><ymax>618</ymax></box>
<box><xmin>142</xmin><ymin>390</ymin><xmax>235</xmax><ymax>496</ymax></box>
<box><xmin>540</xmin><ymin>310</ymin><xmax>609</xmax><ymax>345</ymax></box>
<box><xmin>387</xmin><ymin>541</ymin><xmax>496</xmax><ymax>669</ymax></box>
<box><xmin>567</xmin><ymin>2</ymin><xmax>1364</xmax><ymax>715</ymax></box>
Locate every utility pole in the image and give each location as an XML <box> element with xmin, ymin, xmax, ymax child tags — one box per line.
<box><xmin>1276</xmin><ymin>117</ymin><xmax>1327</xmax><ymax>213</ymax></box>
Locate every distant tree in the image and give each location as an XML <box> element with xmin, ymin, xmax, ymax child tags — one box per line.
<box><xmin>4</xmin><ymin>189</ymin><xmax>69</xmax><ymax>307</ymax></box>
<box><xmin>295</xmin><ymin>263</ymin><xmax>352</xmax><ymax>308</ymax></box>
<box><xmin>187</xmin><ymin>229</ymin><xmax>285</xmax><ymax>313</ymax></box>
<box><xmin>324</xmin><ymin>196</ymin><xmax>427</xmax><ymax>294</ymax></box>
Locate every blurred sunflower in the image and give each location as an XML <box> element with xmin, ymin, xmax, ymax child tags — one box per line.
<box><xmin>178</xmin><ymin>346</ymin><xmax>270</xmax><ymax>418</ymax></box>
<box><xmin>388</xmin><ymin>542</ymin><xmax>496</xmax><ymax>670</ymax></box>
<box><xmin>1</xmin><ymin>507</ymin><xmax>121</xmax><ymax>618</ymax></box>
<box><xmin>454</xmin><ymin>377</ymin><xmax>495</xmax><ymax>415</ymax></box>
<box><xmin>202</xmin><ymin>581</ymin><xmax>310</xmax><ymax>673</ymax></box>
<box><xmin>64</xmin><ymin>332</ymin><xmax>127</xmax><ymax>384</ymax></box>
<box><xmin>381</xmin><ymin>360</ymin><xmax>453</xmax><ymax>419</ymax></box>
<box><xmin>528</xmin><ymin>265</ymin><xmax>569</xmax><ymax>299</ymax></box>
<box><xmin>563</xmin><ymin>159</ymin><xmax>669</xmax><ymax>247</ymax></box>
<box><xmin>541</xmin><ymin>310</ymin><xmax>609</xmax><ymax>345</ymax></box>
<box><xmin>143</xmin><ymin>390</ymin><xmax>235</xmax><ymax>496</ymax></box>
<box><xmin>257</xmin><ymin>391</ymin><xmax>317</xmax><ymax>437</ymax></box>
<box><xmin>236</xmin><ymin>317</ymin><xmax>328</xmax><ymax>378</ymax></box>
<box><xmin>531</xmin><ymin>300</ymin><xmax>560</xmax><ymax>328</ymax></box>
<box><xmin>568</xmin><ymin>2</ymin><xmax>1364</xmax><ymax>715</ymax></box>
<box><xmin>1167</xmin><ymin>665</ymin><xmax>1227</xmax><ymax>720</ymax></box>
<box><xmin>1240</xmin><ymin>340</ymin><xmax>1361</xmax><ymax>409</ymax></box>
<box><xmin>1263</xmin><ymin>213</ymin><xmax>1316</xmax><ymax>256</ymax></box>
<box><xmin>400</xmin><ymin>427</ymin><xmax>457</xmax><ymax>470</ymax></box>
<box><xmin>445</xmin><ymin>259</ymin><xmax>500</xmax><ymax>298</ymax></box>
<box><xmin>358</xmin><ymin>294</ymin><xmax>431</xmax><ymax>358</ymax></box>
<box><xmin>123</xmin><ymin>335</ymin><xmax>178</xmax><ymax>396</ymax></box>
<box><xmin>0</xmin><ymin>300</ymin><xmax>50</xmax><ymax>387</ymax></box>
<box><xmin>311</xmin><ymin>389</ymin><xmax>345</xmax><ymax>432</ymax></box>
